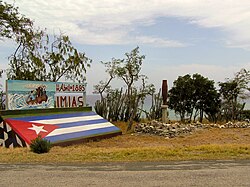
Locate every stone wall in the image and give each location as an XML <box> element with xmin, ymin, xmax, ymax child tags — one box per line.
<box><xmin>134</xmin><ymin>120</ymin><xmax>250</xmax><ymax>138</ymax></box>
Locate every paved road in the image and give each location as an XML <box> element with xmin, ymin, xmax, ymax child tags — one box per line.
<box><xmin>1</xmin><ymin>160</ymin><xmax>250</xmax><ymax>187</ymax></box>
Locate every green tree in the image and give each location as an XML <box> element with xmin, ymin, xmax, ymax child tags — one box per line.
<box><xmin>94</xmin><ymin>47</ymin><xmax>157</xmax><ymax>131</ymax></box>
<box><xmin>168</xmin><ymin>74</ymin><xmax>219</xmax><ymax>123</ymax></box>
<box><xmin>219</xmin><ymin>68</ymin><xmax>250</xmax><ymax>121</ymax></box>
<box><xmin>234</xmin><ymin>68</ymin><xmax>250</xmax><ymax>99</ymax></box>
<box><xmin>7</xmin><ymin>33</ymin><xmax>91</xmax><ymax>82</ymax></box>
<box><xmin>93</xmin><ymin>59</ymin><xmax>119</xmax><ymax>100</ymax></box>
<box><xmin>45</xmin><ymin>34</ymin><xmax>91</xmax><ymax>82</ymax></box>
<box><xmin>93</xmin><ymin>60</ymin><xmax>118</xmax><ymax>119</ymax></box>
<box><xmin>113</xmin><ymin>47</ymin><xmax>146</xmax><ymax>131</ymax></box>
<box><xmin>1</xmin><ymin>1</ymin><xmax>91</xmax><ymax>82</ymax></box>
<box><xmin>0</xmin><ymin>1</ymin><xmax>37</xmax><ymax>84</ymax></box>
<box><xmin>168</xmin><ymin>74</ymin><xmax>193</xmax><ymax>122</ymax></box>
<box><xmin>219</xmin><ymin>81</ymin><xmax>240</xmax><ymax>121</ymax></box>
<box><xmin>0</xmin><ymin>0</ymin><xmax>33</xmax><ymax>41</ymax></box>
<box><xmin>192</xmin><ymin>74</ymin><xmax>220</xmax><ymax>122</ymax></box>
<box><xmin>7</xmin><ymin>29</ymin><xmax>46</xmax><ymax>81</ymax></box>
<box><xmin>203</xmin><ymin>89</ymin><xmax>221</xmax><ymax>123</ymax></box>
<box><xmin>114</xmin><ymin>46</ymin><xmax>145</xmax><ymax>98</ymax></box>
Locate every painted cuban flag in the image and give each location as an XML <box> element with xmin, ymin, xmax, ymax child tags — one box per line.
<box><xmin>4</xmin><ymin>112</ymin><xmax>122</xmax><ymax>145</ymax></box>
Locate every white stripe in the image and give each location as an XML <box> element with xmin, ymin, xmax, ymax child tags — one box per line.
<box><xmin>30</xmin><ymin>115</ymin><xmax>103</xmax><ymax>124</ymax></box>
<box><xmin>46</xmin><ymin>122</ymin><xmax>114</xmax><ymax>137</ymax></box>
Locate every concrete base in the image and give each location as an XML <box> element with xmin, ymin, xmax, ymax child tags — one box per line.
<box><xmin>161</xmin><ymin>105</ymin><xmax>169</xmax><ymax>123</ymax></box>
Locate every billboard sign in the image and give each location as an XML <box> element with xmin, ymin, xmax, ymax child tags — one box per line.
<box><xmin>6</xmin><ymin>80</ymin><xmax>86</xmax><ymax>110</ymax></box>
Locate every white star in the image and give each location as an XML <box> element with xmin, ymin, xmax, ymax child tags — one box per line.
<box><xmin>28</xmin><ymin>124</ymin><xmax>48</xmax><ymax>135</ymax></box>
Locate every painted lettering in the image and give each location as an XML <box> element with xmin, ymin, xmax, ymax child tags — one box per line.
<box><xmin>60</xmin><ymin>96</ymin><xmax>67</xmax><ymax>107</ymax></box>
<box><xmin>78</xmin><ymin>96</ymin><xmax>83</xmax><ymax>107</ymax></box>
<box><xmin>56</xmin><ymin>95</ymin><xmax>85</xmax><ymax>108</ymax></box>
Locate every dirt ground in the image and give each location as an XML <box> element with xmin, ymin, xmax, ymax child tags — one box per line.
<box><xmin>84</xmin><ymin>122</ymin><xmax>250</xmax><ymax>148</ymax></box>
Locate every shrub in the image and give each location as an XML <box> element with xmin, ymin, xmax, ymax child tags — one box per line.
<box><xmin>240</xmin><ymin>110</ymin><xmax>250</xmax><ymax>121</ymax></box>
<box><xmin>30</xmin><ymin>136</ymin><xmax>52</xmax><ymax>154</ymax></box>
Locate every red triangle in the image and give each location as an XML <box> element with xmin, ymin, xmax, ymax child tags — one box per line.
<box><xmin>5</xmin><ymin>119</ymin><xmax>58</xmax><ymax>144</ymax></box>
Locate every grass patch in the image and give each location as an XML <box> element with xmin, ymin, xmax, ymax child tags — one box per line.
<box><xmin>0</xmin><ymin>144</ymin><xmax>249</xmax><ymax>163</ymax></box>
<box><xmin>0</xmin><ymin>121</ymin><xmax>250</xmax><ymax>163</ymax></box>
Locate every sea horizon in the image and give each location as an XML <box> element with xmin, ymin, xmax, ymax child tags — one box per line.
<box><xmin>86</xmin><ymin>94</ymin><xmax>250</xmax><ymax>121</ymax></box>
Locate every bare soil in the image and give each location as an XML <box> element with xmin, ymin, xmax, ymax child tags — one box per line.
<box><xmin>84</xmin><ymin>122</ymin><xmax>250</xmax><ymax>148</ymax></box>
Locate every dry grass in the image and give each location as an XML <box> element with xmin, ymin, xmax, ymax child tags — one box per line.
<box><xmin>84</xmin><ymin>122</ymin><xmax>250</xmax><ymax>148</ymax></box>
<box><xmin>0</xmin><ymin>121</ymin><xmax>250</xmax><ymax>163</ymax></box>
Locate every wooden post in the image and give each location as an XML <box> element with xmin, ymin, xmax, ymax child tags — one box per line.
<box><xmin>161</xmin><ymin>80</ymin><xmax>169</xmax><ymax>123</ymax></box>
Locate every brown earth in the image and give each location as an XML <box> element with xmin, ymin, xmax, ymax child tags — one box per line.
<box><xmin>84</xmin><ymin>122</ymin><xmax>250</xmax><ymax>148</ymax></box>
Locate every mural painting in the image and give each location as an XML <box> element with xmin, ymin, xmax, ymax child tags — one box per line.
<box><xmin>6</xmin><ymin>80</ymin><xmax>86</xmax><ymax>110</ymax></box>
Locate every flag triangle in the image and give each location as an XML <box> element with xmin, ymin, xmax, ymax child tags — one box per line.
<box><xmin>5</xmin><ymin>119</ymin><xmax>58</xmax><ymax>144</ymax></box>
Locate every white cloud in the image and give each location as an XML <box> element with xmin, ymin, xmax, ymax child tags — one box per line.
<box><xmin>135</xmin><ymin>36</ymin><xmax>186</xmax><ymax>47</ymax></box>
<box><xmin>13</xmin><ymin>0</ymin><xmax>250</xmax><ymax>49</ymax></box>
<box><xmin>2</xmin><ymin>0</ymin><xmax>250</xmax><ymax>94</ymax></box>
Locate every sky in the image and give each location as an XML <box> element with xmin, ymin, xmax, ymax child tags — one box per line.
<box><xmin>1</xmin><ymin>0</ymin><xmax>250</xmax><ymax>94</ymax></box>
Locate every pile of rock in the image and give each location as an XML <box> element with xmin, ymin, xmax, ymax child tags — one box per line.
<box><xmin>224</xmin><ymin>121</ymin><xmax>250</xmax><ymax>128</ymax></box>
<box><xmin>134</xmin><ymin>120</ymin><xmax>250</xmax><ymax>138</ymax></box>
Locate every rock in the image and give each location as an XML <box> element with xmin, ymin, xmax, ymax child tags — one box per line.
<box><xmin>219</xmin><ymin>125</ymin><xmax>225</xmax><ymax>128</ymax></box>
<box><xmin>135</xmin><ymin>120</ymin><xmax>250</xmax><ymax>138</ymax></box>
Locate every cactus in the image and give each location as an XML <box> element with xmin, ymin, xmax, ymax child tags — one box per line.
<box><xmin>94</xmin><ymin>86</ymin><xmax>164</xmax><ymax>124</ymax></box>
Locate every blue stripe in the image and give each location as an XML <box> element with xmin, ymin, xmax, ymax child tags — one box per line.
<box><xmin>11</xmin><ymin>111</ymin><xmax>96</xmax><ymax>121</ymax></box>
<box><xmin>55</xmin><ymin>119</ymin><xmax>108</xmax><ymax>129</ymax></box>
<box><xmin>45</xmin><ymin>126</ymin><xmax>121</xmax><ymax>143</ymax></box>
